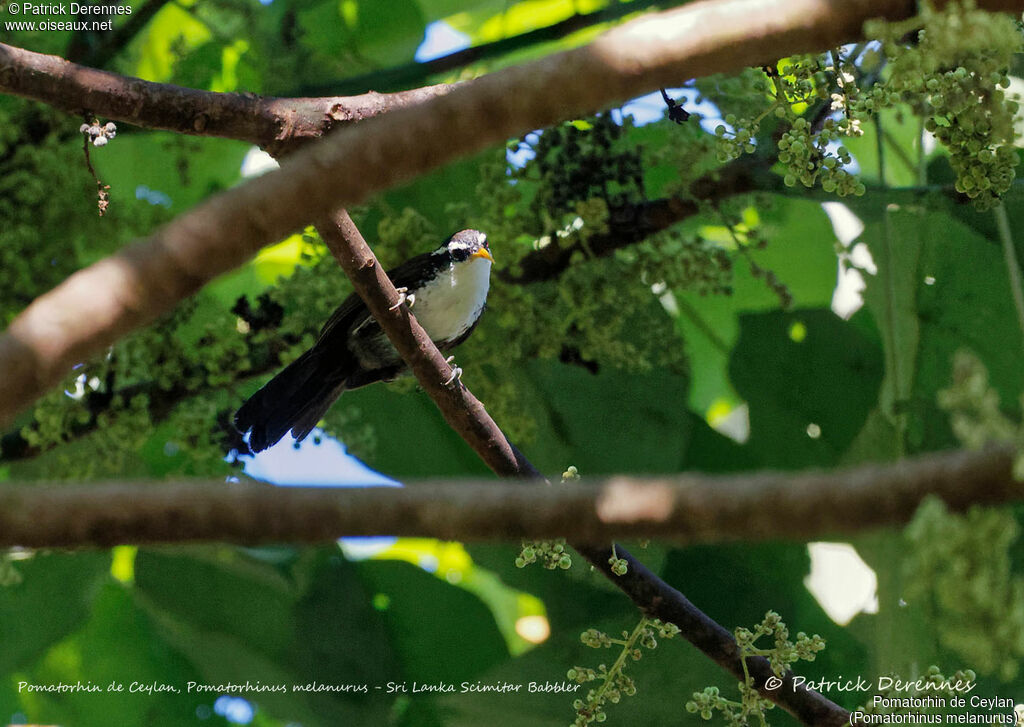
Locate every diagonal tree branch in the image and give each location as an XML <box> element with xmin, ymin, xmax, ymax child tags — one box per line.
<box><xmin>0</xmin><ymin>164</ymin><xmax>984</xmax><ymax>463</ymax></box>
<box><xmin>314</xmin><ymin>211</ymin><xmax>538</xmax><ymax>476</ymax></box>
<box><xmin>311</xmin><ymin>205</ymin><xmax>850</xmax><ymax>725</ymax></box>
<box><xmin>1</xmin><ymin>446</ymin><xmax>1015</xmax><ymax>548</ymax></box>
<box><xmin>502</xmin><ymin>156</ymin><xmax>780</xmax><ymax>284</ymax></box>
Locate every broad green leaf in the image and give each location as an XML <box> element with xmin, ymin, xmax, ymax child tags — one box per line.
<box><xmin>466</xmin><ymin>0</ymin><xmax>605</xmax><ymax>43</ymax></box>
<box><xmin>857</xmin><ymin>210</ymin><xmax>924</xmax><ymax>434</ymax></box>
<box><xmin>361</xmin><ymin>538</ymin><xmax>544</xmax><ymax>655</ymax></box>
<box><xmin>674</xmin><ymin>195</ymin><xmax>838</xmax><ymax>416</ymax></box>
<box><xmin>0</xmin><ymin>551</ymin><xmax>110</xmax><ymax>676</ymax></box>
<box><xmin>661</xmin><ymin>541</ymin><xmax>871</xmax><ymax>711</ymax></box>
<box><xmin>17</xmin><ymin>584</ymin><xmax>196</xmax><ymax>727</ymax></box>
<box><xmin>134</xmin><ymin>547</ymin><xmax>396</xmax><ymax>725</ymax></box>
<box><xmin>341</xmin><ymin>382</ymin><xmax>494</xmax><ymax>477</ymax></box>
<box><xmin>842</xmin><ymin>106</ymin><xmax>925</xmax><ymax>188</ymax></box>
<box><xmin>128</xmin><ymin>3</ymin><xmax>213</xmax><ymax>83</ymax></box>
<box><xmin>516</xmin><ymin>360</ymin><xmax>692</xmax><ymax>475</ymax></box>
<box><xmin>90</xmin><ymin>133</ymin><xmax>249</xmax><ymax>215</ymax></box>
<box><xmin>298</xmin><ymin>0</ymin><xmax>426</xmax><ymax>69</ymax></box>
<box><xmin>356</xmin><ymin>559</ymin><xmax>508</xmax><ymax>683</ymax></box>
<box><xmin>857</xmin><ymin>207</ymin><xmax>1024</xmax><ymax>452</ymax></box>
<box><xmin>730</xmin><ymin>308</ymin><xmax>884</xmax><ymax>468</ymax></box>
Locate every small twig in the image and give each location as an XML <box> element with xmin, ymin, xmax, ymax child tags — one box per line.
<box><xmin>81</xmin><ymin>125</ymin><xmax>111</xmax><ymax>216</ymax></box>
<box><xmin>874</xmin><ymin>113</ymin><xmax>907</xmax><ymax>455</ymax></box>
<box><xmin>994</xmin><ymin>203</ymin><xmax>1024</xmax><ymax>344</ymax></box>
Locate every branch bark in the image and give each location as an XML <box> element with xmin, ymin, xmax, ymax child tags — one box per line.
<box><xmin>2</xmin><ymin>446</ymin><xmax>1016</xmax><ymax>548</ymax></box>
<box><xmin>0</xmin><ymin>155</ymin><xmax>777</xmax><ymax>463</ymax></box>
<box><xmin>0</xmin><ymin>41</ymin><xmax>461</xmax><ymax>150</ymax></box>
<box><xmin>313</xmin><ymin>211</ymin><xmax>539</xmax><ymax>476</ymax></box>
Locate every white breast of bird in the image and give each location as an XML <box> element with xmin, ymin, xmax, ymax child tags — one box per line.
<box><xmin>413</xmin><ymin>255</ymin><xmax>492</xmax><ymax>344</ymax></box>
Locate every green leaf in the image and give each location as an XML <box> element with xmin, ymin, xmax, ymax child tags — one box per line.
<box><xmin>343</xmin><ymin>383</ymin><xmax>494</xmax><ymax>477</ymax></box>
<box><xmin>661</xmin><ymin>541</ymin><xmax>871</xmax><ymax>711</ymax></box>
<box><xmin>356</xmin><ymin>559</ymin><xmax>508</xmax><ymax>683</ymax></box>
<box><xmin>674</xmin><ymin>195</ymin><xmax>838</xmax><ymax>416</ymax></box>
<box><xmin>857</xmin><ymin>210</ymin><xmax>924</xmax><ymax>434</ymax></box>
<box><xmin>90</xmin><ymin>133</ymin><xmax>249</xmax><ymax>215</ymax></box>
<box><xmin>516</xmin><ymin>360</ymin><xmax>692</xmax><ymax>475</ymax></box>
<box><xmin>298</xmin><ymin>0</ymin><xmax>426</xmax><ymax>69</ymax></box>
<box><xmin>0</xmin><ymin>551</ymin><xmax>110</xmax><ymax>676</ymax></box>
<box><xmin>857</xmin><ymin>207</ymin><xmax>1024</xmax><ymax>451</ymax></box>
<box><xmin>127</xmin><ymin>3</ymin><xmax>213</xmax><ymax>83</ymax></box>
<box><xmin>134</xmin><ymin>547</ymin><xmax>396</xmax><ymax>725</ymax></box>
<box><xmin>20</xmin><ymin>584</ymin><xmax>197</xmax><ymax>727</ymax></box>
<box><xmin>842</xmin><ymin>106</ymin><xmax>923</xmax><ymax>188</ymax></box>
<box><xmin>730</xmin><ymin>308</ymin><xmax>884</xmax><ymax>468</ymax></box>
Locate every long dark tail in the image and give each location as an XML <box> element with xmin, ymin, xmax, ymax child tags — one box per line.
<box><xmin>234</xmin><ymin>348</ymin><xmax>352</xmax><ymax>453</ymax></box>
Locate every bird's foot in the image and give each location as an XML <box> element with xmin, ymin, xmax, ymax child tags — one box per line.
<box><xmin>444</xmin><ymin>355</ymin><xmax>463</xmax><ymax>387</ymax></box>
<box><xmin>389</xmin><ymin>287</ymin><xmax>416</xmax><ymax>311</ymax></box>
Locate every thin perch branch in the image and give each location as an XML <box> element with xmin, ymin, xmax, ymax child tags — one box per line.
<box><xmin>314</xmin><ymin>209</ymin><xmax>849</xmax><ymax>725</ymax></box>
<box><xmin>1</xmin><ymin>446</ymin><xmax>1015</xmax><ymax>548</ymax></box>
<box><xmin>314</xmin><ymin>211</ymin><xmax>538</xmax><ymax>476</ymax></box>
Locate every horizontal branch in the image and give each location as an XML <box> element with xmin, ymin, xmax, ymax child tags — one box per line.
<box><xmin>0</xmin><ymin>42</ymin><xmax>459</xmax><ymax>148</ymax></box>
<box><xmin>3</xmin><ymin>446</ymin><xmax>1015</xmax><ymax>548</ymax></box>
<box><xmin>5</xmin><ymin>0</ymin><xmax>1022</xmax><ymax>430</ymax></box>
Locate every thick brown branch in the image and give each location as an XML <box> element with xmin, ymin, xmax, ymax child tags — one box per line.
<box><xmin>0</xmin><ymin>42</ymin><xmax>459</xmax><ymax>149</ymax></box>
<box><xmin>3</xmin><ymin>0</ymin><xmax>1020</xmax><ymax>152</ymax></box>
<box><xmin>2</xmin><ymin>447</ymin><xmax>1015</xmax><ymax>547</ymax></box>
<box><xmin>9</xmin><ymin>446</ymin><xmax>1015</xmax><ymax>722</ymax></box>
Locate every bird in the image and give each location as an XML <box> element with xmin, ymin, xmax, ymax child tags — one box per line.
<box><xmin>234</xmin><ymin>229</ymin><xmax>494</xmax><ymax>453</ymax></box>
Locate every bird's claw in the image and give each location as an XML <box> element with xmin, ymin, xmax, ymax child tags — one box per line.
<box><xmin>444</xmin><ymin>355</ymin><xmax>463</xmax><ymax>387</ymax></box>
<box><xmin>389</xmin><ymin>287</ymin><xmax>415</xmax><ymax>311</ymax></box>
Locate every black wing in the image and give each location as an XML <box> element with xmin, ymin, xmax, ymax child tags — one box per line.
<box><xmin>315</xmin><ymin>248</ymin><xmax>448</xmax><ymax>343</ymax></box>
